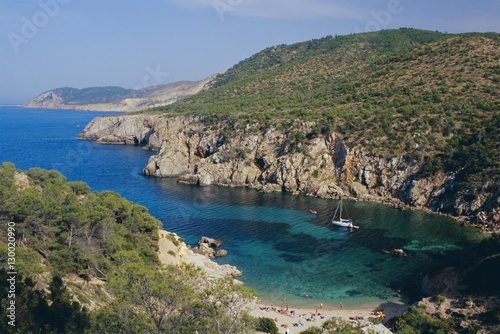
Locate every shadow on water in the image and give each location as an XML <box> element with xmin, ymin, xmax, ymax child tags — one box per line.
<box><xmin>156</xmin><ymin>184</ymin><xmax>484</xmax><ymax>306</ymax></box>
<box><xmin>350</xmin><ymin>227</ymin><xmax>408</xmax><ymax>252</ymax></box>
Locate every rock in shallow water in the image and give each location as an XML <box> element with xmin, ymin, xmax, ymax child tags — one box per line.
<box><xmin>199</xmin><ymin>236</ymin><xmax>222</xmax><ymax>248</ymax></box>
<box><xmin>215</xmin><ymin>249</ymin><xmax>228</xmax><ymax>257</ymax></box>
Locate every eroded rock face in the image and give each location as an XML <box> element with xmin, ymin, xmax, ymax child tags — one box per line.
<box><xmin>196</xmin><ymin>243</ymin><xmax>215</xmax><ymax>258</ymax></box>
<box><xmin>199</xmin><ymin>237</ymin><xmax>222</xmax><ymax>248</ymax></box>
<box><xmin>78</xmin><ymin>115</ymin><xmax>166</xmax><ymax>149</ymax></box>
<box><xmin>79</xmin><ymin>115</ymin><xmax>499</xmax><ymax>229</ymax></box>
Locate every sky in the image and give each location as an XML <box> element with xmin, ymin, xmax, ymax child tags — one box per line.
<box><xmin>0</xmin><ymin>0</ymin><xmax>499</xmax><ymax>104</ymax></box>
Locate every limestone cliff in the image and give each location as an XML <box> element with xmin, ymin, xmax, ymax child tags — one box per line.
<box><xmin>79</xmin><ymin>115</ymin><xmax>499</xmax><ymax>230</ymax></box>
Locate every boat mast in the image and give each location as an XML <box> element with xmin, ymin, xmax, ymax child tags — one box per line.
<box><xmin>332</xmin><ymin>199</ymin><xmax>340</xmax><ymax>221</ymax></box>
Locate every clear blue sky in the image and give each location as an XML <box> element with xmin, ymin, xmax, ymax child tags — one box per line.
<box><xmin>1</xmin><ymin>0</ymin><xmax>499</xmax><ymax>104</ymax></box>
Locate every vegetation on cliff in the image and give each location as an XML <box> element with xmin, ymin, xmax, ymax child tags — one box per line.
<box><xmin>0</xmin><ymin>163</ymin><xmax>256</xmax><ymax>333</ymax></box>
<box><xmin>0</xmin><ymin>162</ymin><xmax>160</xmax><ymax>279</ymax></box>
<box><xmin>152</xmin><ymin>29</ymin><xmax>498</xmax><ymax>160</ymax></box>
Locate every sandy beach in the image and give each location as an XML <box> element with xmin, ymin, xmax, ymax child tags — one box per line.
<box><xmin>249</xmin><ymin>299</ymin><xmax>407</xmax><ymax>333</ymax></box>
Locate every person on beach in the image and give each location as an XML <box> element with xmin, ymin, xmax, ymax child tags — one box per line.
<box><xmin>339</xmin><ymin>302</ymin><xmax>343</xmax><ymax>309</ymax></box>
<box><xmin>320</xmin><ymin>302</ymin><xmax>323</xmax><ymax>309</ymax></box>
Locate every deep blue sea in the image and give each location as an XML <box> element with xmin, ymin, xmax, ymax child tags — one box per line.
<box><xmin>0</xmin><ymin>106</ymin><xmax>483</xmax><ymax>309</ymax></box>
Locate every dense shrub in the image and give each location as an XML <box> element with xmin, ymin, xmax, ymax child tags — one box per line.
<box><xmin>256</xmin><ymin>317</ymin><xmax>279</xmax><ymax>334</ymax></box>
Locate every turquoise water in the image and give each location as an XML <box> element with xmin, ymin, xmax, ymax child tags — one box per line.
<box><xmin>0</xmin><ymin>107</ymin><xmax>484</xmax><ymax>309</ymax></box>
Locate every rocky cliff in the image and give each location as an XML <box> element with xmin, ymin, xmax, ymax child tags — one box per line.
<box><xmin>79</xmin><ymin>114</ymin><xmax>499</xmax><ymax>230</ymax></box>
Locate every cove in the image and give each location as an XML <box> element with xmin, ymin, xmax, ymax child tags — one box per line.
<box><xmin>0</xmin><ymin>107</ymin><xmax>484</xmax><ymax>308</ymax></box>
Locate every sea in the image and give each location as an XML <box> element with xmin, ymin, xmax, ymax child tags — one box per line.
<box><xmin>0</xmin><ymin>106</ymin><xmax>484</xmax><ymax>309</ymax></box>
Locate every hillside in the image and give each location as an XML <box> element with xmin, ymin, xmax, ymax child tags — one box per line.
<box><xmin>0</xmin><ymin>163</ymin><xmax>255</xmax><ymax>333</ymax></box>
<box><xmin>152</xmin><ymin>29</ymin><xmax>498</xmax><ymax>160</ymax></box>
<box><xmin>112</xmin><ymin>28</ymin><xmax>497</xmax><ymax>228</ymax></box>
<box><xmin>24</xmin><ymin>76</ymin><xmax>214</xmax><ymax>112</ymax></box>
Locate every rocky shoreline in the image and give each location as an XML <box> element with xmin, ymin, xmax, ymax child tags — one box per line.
<box><xmin>78</xmin><ymin>114</ymin><xmax>499</xmax><ymax>232</ymax></box>
<box><xmin>157</xmin><ymin>230</ymin><xmax>242</xmax><ymax>279</ymax></box>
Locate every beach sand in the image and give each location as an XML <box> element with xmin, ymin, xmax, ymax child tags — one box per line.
<box><xmin>249</xmin><ymin>300</ymin><xmax>407</xmax><ymax>333</ymax></box>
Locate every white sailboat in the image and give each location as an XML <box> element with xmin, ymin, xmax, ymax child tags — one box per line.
<box><xmin>331</xmin><ymin>198</ymin><xmax>357</xmax><ymax>228</ymax></box>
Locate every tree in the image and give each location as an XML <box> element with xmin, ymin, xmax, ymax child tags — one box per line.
<box><xmin>0</xmin><ymin>269</ymin><xmax>88</xmax><ymax>334</ymax></box>
<box><xmin>198</xmin><ymin>277</ymin><xmax>256</xmax><ymax>334</ymax></box>
<box><xmin>88</xmin><ymin>303</ymin><xmax>157</xmax><ymax>334</ymax></box>
<box><xmin>110</xmin><ymin>263</ymin><xmax>196</xmax><ymax>332</ymax></box>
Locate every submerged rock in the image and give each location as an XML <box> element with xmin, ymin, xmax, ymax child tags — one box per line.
<box><xmin>215</xmin><ymin>249</ymin><xmax>228</xmax><ymax>257</ymax></box>
<box><xmin>382</xmin><ymin>248</ymin><xmax>408</xmax><ymax>257</ymax></box>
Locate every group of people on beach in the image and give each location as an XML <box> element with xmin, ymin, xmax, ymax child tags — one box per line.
<box><xmin>257</xmin><ymin>295</ymin><xmax>351</xmax><ymax>333</ymax></box>
<box><xmin>260</xmin><ymin>295</ymin><xmax>346</xmax><ymax>323</ymax></box>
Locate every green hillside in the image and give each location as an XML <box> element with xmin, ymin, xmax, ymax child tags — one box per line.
<box><xmin>0</xmin><ymin>163</ymin><xmax>255</xmax><ymax>333</ymax></box>
<box><xmin>211</xmin><ymin>28</ymin><xmax>448</xmax><ymax>87</ymax></box>
<box><xmin>148</xmin><ymin>28</ymin><xmax>499</xmax><ymax>208</ymax></box>
<box><xmin>50</xmin><ymin>86</ymin><xmax>137</xmax><ymax>105</ymax></box>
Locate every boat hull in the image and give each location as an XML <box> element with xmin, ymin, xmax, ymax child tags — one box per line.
<box><xmin>331</xmin><ymin>219</ymin><xmax>353</xmax><ymax>228</ymax></box>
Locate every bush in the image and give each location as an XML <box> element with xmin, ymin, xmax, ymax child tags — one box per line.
<box><xmin>166</xmin><ymin>233</ymin><xmax>180</xmax><ymax>247</ymax></box>
<box><xmin>482</xmin><ymin>306</ymin><xmax>500</xmax><ymax>325</ymax></box>
<box><xmin>256</xmin><ymin>317</ymin><xmax>279</xmax><ymax>334</ymax></box>
<box><xmin>321</xmin><ymin>318</ymin><xmax>364</xmax><ymax>333</ymax></box>
<box><xmin>387</xmin><ymin>305</ymin><xmax>454</xmax><ymax>333</ymax></box>
<box><xmin>433</xmin><ymin>295</ymin><xmax>446</xmax><ymax>306</ymax></box>
<box><xmin>299</xmin><ymin>326</ymin><xmax>322</xmax><ymax>334</ymax></box>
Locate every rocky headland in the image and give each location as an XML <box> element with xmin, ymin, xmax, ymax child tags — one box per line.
<box><xmin>79</xmin><ymin>114</ymin><xmax>499</xmax><ymax>231</ymax></box>
<box><xmin>25</xmin><ymin>77</ymin><xmax>214</xmax><ymax>112</ymax></box>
